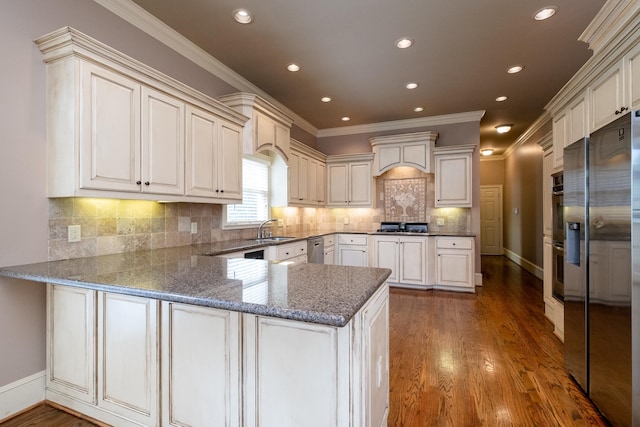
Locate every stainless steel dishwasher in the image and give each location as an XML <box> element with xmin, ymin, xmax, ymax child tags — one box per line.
<box><xmin>307</xmin><ymin>237</ymin><xmax>324</xmax><ymax>264</ymax></box>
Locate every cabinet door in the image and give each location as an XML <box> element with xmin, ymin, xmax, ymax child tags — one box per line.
<box><xmin>372</xmin><ymin>237</ymin><xmax>399</xmax><ymax>283</ymax></box>
<box><xmin>307</xmin><ymin>158</ymin><xmax>318</xmax><ymax>204</ymax></box>
<box><xmin>399</xmin><ymin>238</ymin><xmax>427</xmax><ymax>286</ymax></box>
<box><xmin>361</xmin><ymin>286</ymin><xmax>389</xmax><ymax>427</ymax></box>
<box><xmin>339</xmin><ymin>246</ymin><xmax>368</xmax><ymax>267</ymax></box>
<box><xmin>186</xmin><ymin>105</ymin><xmax>219</xmax><ymax>198</ymax></box>
<box><xmin>161</xmin><ymin>303</ymin><xmax>240</xmax><ymax>427</ymax></box>
<box><xmin>80</xmin><ymin>62</ymin><xmax>141</xmax><ymax>192</ymax></box>
<box><xmin>552</xmin><ymin>113</ymin><xmax>568</xmax><ymax>169</ymax></box>
<box><xmin>435</xmin><ymin>153</ymin><xmax>472</xmax><ymax>207</ymax></box>
<box><xmin>627</xmin><ymin>44</ymin><xmax>640</xmax><ymax>110</ymax></box>
<box><xmin>569</xmin><ymin>96</ymin><xmax>587</xmax><ymax>143</ymax></box>
<box><xmin>317</xmin><ymin>163</ymin><xmax>326</xmax><ymax>204</ymax></box>
<box><xmin>142</xmin><ymin>87</ymin><xmax>184</xmax><ymax>195</ymax></box>
<box><xmin>327</xmin><ymin>163</ymin><xmax>349</xmax><ymax>206</ymax></box>
<box><xmin>218</xmin><ymin>121</ymin><xmax>243</xmax><ymax>200</ymax></box>
<box><xmin>98</xmin><ymin>293</ymin><xmax>159</xmax><ymax>426</ymax></box>
<box><xmin>436</xmin><ymin>249</ymin><xmax>474</xmax><ymax>289</ymax></box>
<box><xmin>46</xmin><ymin>285</ymin><xmax>96</xmax><ymax>404</ymax></box>
<box><xmin>289</xmin><ymin>151</ymin><xmax>300</xmax><ymax>202</ymax></box>
<box><xmin>590</xmin><ymin>61</ymin><xmax>625</xmax><ymax>132</ymax></box>
<box><xmin>324</xmin><ymin>247</ymin><xmax>335</xmax><ymax>265</ymax></box>
<box><xmin>274</xmin><ymin>123</ymin><xmax>290</xmax><ymax>161</ymax></box>
<box><xmin>298</xmin><ymin>155</ymin><xmax>309</xmax><ymax>202</ymax></box>
<box><xmin>349</xmin><ymin>162</ymin><xmax>372</xmax><ymax>206</ymax></box>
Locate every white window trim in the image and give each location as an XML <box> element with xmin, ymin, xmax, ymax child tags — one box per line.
<box><xmin>223</xmin><ymin>154</ymin><xmax>271</xmax><ymax>230</ymax></box>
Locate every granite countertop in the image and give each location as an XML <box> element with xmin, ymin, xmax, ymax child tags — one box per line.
<box><xmin>0</xmin><ymin>246</ymin><xmax>390</xmax><ymax>327</ymax></box>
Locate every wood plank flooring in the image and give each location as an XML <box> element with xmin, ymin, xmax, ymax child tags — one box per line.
<box><xmin>388</xmin><ymin>255</ymin><xmax>606</xmax><ymax>426</ymax></box>
<box><xmin>1</xmin><ymin>256</ymin><xmax>606</xmax><ymax>426</ymax></box>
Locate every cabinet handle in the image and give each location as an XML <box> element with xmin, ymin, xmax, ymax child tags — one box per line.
<box><xmin>220</xmin><ymin>189</ymin><xmax>224</xmax><ymax>193</ymax></box>
<box><xmin>615</xmin><ymin>107</ymin><xmax>629</xmax><ymax>115</ymax></box>
<box><xmin>285</xmin><ymin>252</ymin><xmax>290</xmax><ymax>255</ymax></box>
<box><xmin>452</xmin><ymin>242</ymin><xmax>456</xmax><ymax>246</ymax></box>
<box><xmin>215</xmin><ymin>189</ymin><xmax>219</xmax><ymax>193</ymax></box>
<box><xmin>144</xmin><ymin>181</ymin><xmax>150</xmax><ymax>186</ymax></box>
<box><xmin>136</xmin><ymin>181</ymin><xmax>142</xmax><ymax>185</ymax></box>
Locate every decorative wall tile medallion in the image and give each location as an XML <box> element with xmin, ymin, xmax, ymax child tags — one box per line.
<box><xmin>384</xmin><ymin>178</ymin><xmax>426</xmax><ymax>222</ymax></box>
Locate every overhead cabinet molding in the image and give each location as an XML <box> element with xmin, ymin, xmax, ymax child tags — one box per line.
<box><xmin>219</xmin><ymin>92</ymin><xmax>294</xmax><ymax>161</ymax></box>
<box><xmin>369</xmin><ymin>131</ymin><xmax>438</xmax><ymax>176</ymax></box>
<box><xmin>35</xmin><ymin>27</ymin><xmax>247</xmax><ymax>204</ymax></box>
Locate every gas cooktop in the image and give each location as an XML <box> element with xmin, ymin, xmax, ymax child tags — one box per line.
<box><xmin>376</xmin><ymin>222</ymin><xmax>429</xmax><ymax>233</ymax></box>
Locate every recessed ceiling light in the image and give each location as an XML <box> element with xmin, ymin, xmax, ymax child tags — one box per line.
<box><xmin>341</xmin><ymin>116</ymin><xmax>350</xmax><ymax>122</ymax></box>
<box><xmin>232</xmin><ymin>9</ymin><xmax>253</xmax><ymax>24</ymax></box>
<box><xmin>534</xmin><ymin>6</ymin><xmax>558</xmax><ymax>21</ymax></box>
<box><xmin>287</xmin><ymin>63</ymin><xmax>300</xmax><ymax>72</ymax></box>
<box><xmin>395</xmin><ymin>37</ymin><xmax>414</xmax><ymax>49</ymax></box>
<box><xmin>414</xmin><ymin>107</ymin><xmax>424</xmax><ymax>112</ymax></box>
<box><xmin>481</xmin><ymin>149</ymin><xmax>494</xmax><ymax>156</ymax></box>
<box><xmin>321</xmin><ymin>97</ymin><xmax>332</xmax><ymax>103</ymax></box>
<box><xmin>495</xmin><ymin>124</ymin><xmax>512</xmax><ymax>134</ymax></box>
<box><xmin>496</xmin><ymin>96</ymin><xmax>508</xmax><ymax>102</ymax></box>
<box><xmin>507</xmin><ymin>65</ymin><xmax>524</xmax><ymax>74</ymax></box>
<box><xmin>406</xmin><ymin>82</ymin><xmax>419</xmax><ymax>89</ymax></box>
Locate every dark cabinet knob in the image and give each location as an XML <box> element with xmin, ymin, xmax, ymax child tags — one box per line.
<box><xmin>136</xmin><ymin>181</ymin><xmax>142</xmax><ymax>185</ymax></box>
<box><xmin>144</xmin><ymin>181</ymin><xmax>150</xmax><ymax>186</ymax></box>
<box><xmin>220</xmin><ymin>189</ymin><xmax>224</xmax><ymax>193</ymax></box>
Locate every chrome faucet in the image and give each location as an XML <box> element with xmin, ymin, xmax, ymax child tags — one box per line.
<box><xmin>257</xmin><ymin>218</ymin><xmax>277</xmax><ymax>239</ymax></box>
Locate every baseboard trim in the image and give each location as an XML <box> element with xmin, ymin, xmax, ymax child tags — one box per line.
<box><xmin>475</xmin><ymin>273</ymin><xmax>483</xmax><ymax>286</ymax></box>
<box><xmin>503</xmin><ymin>249</ymin><xmax>544</xmax><ymax>280</ymax></box>
<box><xmin>0</xmin><ymin>371</ymin><xmax>45</xmax><ymax>422</ymax></box>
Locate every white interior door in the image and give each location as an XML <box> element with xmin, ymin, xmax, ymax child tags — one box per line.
<box><xmin>480</xmin><ymin>185</ymin><xmax>503</xmax><ymax>255</ymax></box>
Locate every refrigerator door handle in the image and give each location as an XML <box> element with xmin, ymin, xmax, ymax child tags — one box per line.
<box><xmin>566</xmin><ymin>222</ymin><xmax>581</xmax><ymax>266</ymax></box>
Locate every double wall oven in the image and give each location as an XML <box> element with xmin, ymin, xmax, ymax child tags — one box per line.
<box><xmin>551</xmin><ymin>172</ymin><xmax>564</xmax><ymax>302</ymax></box>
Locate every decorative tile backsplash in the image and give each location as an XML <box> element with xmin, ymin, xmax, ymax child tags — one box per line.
<box><xmin>383</xmin><ymin>178</ymin><xmax>426</xmax><ymax>222</ymax></box>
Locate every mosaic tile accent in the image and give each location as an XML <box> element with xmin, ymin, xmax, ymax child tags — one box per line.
<box><xmin>383</xmin><ymin>178</ymin><xmax>426</xmax><ymax>222</ymax></box>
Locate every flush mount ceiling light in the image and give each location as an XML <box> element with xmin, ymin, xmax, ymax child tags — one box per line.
<box><xmin>507</xmin><ymin>65</ymin><xmax>524</xmax><ymax>74</ymax></box>
<box><xmin>232</xmin><ymin>8</ymin><xmax>253</xmax><ymax>24</ymax></box>
<box><xmin>481</xmin><ymin>149</ymin><xmax>494</xmax><ymax>156</ymax></box>
<box><xmin>395</xmin><ymin>37</ymin><xmax>414</xmax><ymax>49</ymax></box>
<box><xmin>287</xmin><ymin>63</ymin><xmax>300</xmax><ymax>72</ymax></box>
<box><xmin>405</xmin><ymin>82</ymin><xmax>419</xmax><ymax>89</ymax></box>
<box><xmin>414</xmin><ymin>107</ymin><xmax>424</xmax><ymax>112</ymax></box>
<box><xmin>495</xmin><ymin>124</ymin><xmax>512</xmax><ymax>134</ymax></box>
<box><xmin>496</xmin><ymin>96</ymin><xmax>508</xmax><ymax>102</ymax></box>
<box><xmin>534</xmin><ymin>6</ymin><xmax>558</xmax><ymax>21</ymax></box>
<box><xmin>321</xmin><ymin>97</ymin><xmax>332</xmax><ymax>103</ymax></box>
<box><xmin>341</xmin><ymin>116</ymin><xmax>350</xmax><ymax>122</ymax></box>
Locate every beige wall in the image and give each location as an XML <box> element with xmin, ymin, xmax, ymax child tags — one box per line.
<box><xmin>479</xmin><ymin>158</ymin><xmax>505</xmax><ymax>186</ymax></box>
<box><xmin>0</xmin><ymin>0</ymin><xmax>242</xmax><ymax>388</ymax></box>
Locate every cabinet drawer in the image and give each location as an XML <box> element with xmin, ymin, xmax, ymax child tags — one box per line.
<box><xmin>323</xmin><ymin>235</ymin><xmax>335</xmax><ymax>247</ymax></box>
<box><xmin>338</xmin><ymin>235</ymin><xmax>367</xmax><ymax>246</ymax></box>
<box><xmin>436</xmin><ymin>237</ymin><xmax>473</xmax><ymax>250</ymax></box>
<box><xmin>277</xmin><ymin>241</ymin><xmax>307</xmax><ymax>260</ymax></box>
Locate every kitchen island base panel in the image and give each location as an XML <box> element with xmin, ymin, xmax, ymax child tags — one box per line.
<box><xmin>45</xmin><ymin>283</ymin><xmax>389</xmax><ymax>427</ymax></box>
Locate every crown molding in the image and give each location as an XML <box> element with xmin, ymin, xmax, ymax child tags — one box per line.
<box><xmin>502</xmin><ymin>112</ymin><xmax>551</xmax><ymax>158</ymax></box>
<box><xmin>480</xmin><ymin>155</ymin><xmax>505</xmax><ymax>161</ymax></box>
<box><xmin>317</xmin><ymin>110</ymin><xmax>485</xmax><ymax>138</ymax></box>
<box><xmin>579</xmin><ymin>0</ymin><xmax>640</xmax><ymax>54</ymax></box>
<box><xmin>93</xmin><ymin>0</ymin><xmax>319</xmax><ymax>136</ymax></box>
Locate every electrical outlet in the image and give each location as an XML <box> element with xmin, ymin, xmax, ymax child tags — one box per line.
<box><xmin>436</xmin><ymin>218</ymin><xmax>445</xmax><ymax>226</ymax></box>
<box><xmin>68</xmin><ymin>225</ymin><xmax>81</xmax><ymax>242</ymax></box>
<box><xmin>191</xmin><ymin>222</ymin><xmax>198</xmax><ymax>234</ymax></box>
<box><xmin>344</xmin><ymin>217</ymin><xmax>349</xmax><ymax>225</ymax></box>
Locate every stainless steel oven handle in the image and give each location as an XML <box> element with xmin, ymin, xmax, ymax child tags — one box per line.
<box><xmin>552</xmin><ymin>243</ymin><xmax>564</xmax><ymax>251</ymax></box>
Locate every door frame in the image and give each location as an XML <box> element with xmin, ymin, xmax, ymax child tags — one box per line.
<box><xmin>480</xmin><ymin>185</ymin><xmax>503</xmax><ymax>255</ymax></box>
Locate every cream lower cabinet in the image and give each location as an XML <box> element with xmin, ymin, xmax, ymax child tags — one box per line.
<box><xmin>324</xmin><ymin>235</ymin><xmax>336</xmax><ymax>265</ymax></box>
<box><xmin>243</xmin><ymin>284</ymin><xmax>389</xmax><ymax>427</ymax></box>
<box><xmin>371</xmin><ymin>235</ymin><xmax>428</xmax><ymax>288</ymax></box>
<box><xmin>434</xmin><ymin>237</ymin><xmax>475</xmax><ymax>292</ymax></box>
<box><xmin>47</xmin><ymin>286</ymin><xmax>159</xmax><ymax>427</ymax></box>
<box><xmin>267</xmin><ymin>240</ymin><xmax>308</xmax><ymax>263</ymax></box>
<box><xmin>337</xmin><ymin>234</ymin><xmax>368</xmax><ymax>267</ymax></box>
<box><xmin>161</xmin><ymin>302</ymin><xmax>241</xmax><ymax>427</ymax></box>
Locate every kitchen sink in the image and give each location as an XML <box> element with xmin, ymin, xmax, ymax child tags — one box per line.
<box><xmin>254</xmin><ymin>236</ymin><xmax>296</xmax><ymax>243</ymax></box>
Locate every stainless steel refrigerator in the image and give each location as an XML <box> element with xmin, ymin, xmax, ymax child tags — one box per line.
<box><xmin>564</xmin><ymin>110</ymin><xmax>640</xmax><ymax>426</ymax></box>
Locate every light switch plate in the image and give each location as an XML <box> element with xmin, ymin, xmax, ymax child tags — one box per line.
<box><xmin>436</xmin><ymin>218</ymin><xmax>445</xmax><ymax>226</ymax></box>
<box><xmin>191</xmin><ymin>222</ymin><xmax>198</xmax><ymax>234</ymax></box>
<box><xmin>68</xmin><ymin>225</ymin><xmax>81</xmax><ymax>242</ymax></box>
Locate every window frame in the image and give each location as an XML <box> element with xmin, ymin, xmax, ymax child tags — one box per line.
<box><xmin>223</xmin><ymin>154</ymin><xmax>271</xmax><ymax>229</ymax></box>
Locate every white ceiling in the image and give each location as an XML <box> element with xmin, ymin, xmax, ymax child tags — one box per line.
<box><xmin>129</xmin><ymin>0</ymin><xmax>605</xmax><ymax>154</ymax></box>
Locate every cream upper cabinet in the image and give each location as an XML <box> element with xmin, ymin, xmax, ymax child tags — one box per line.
<box><xmin>326</xmin><ymin>153</ymin><xmax>374</xmax><ymax>208</ymax></box>
<box><xmin>625</xmin><ymin>43</ymin><xmax>640</xmax><ymax>110</ymax></box>
<box><xmin>552</xmin><ymin>112</ymin><xmax>568</xmax><ymax>169</ymax></box>
<box><xmin>219</xmin><ymin>93</ymin><xmax>293</xmax><ymax>161</ymax></box>
<box><xmin>185</xmin><ymin>105</ymin><xmax>243</xmax><ymax>202</ymax></box>
<box><xmin>433</xmin><ymin>145</ymin><xmax>474</xmax><ymax>207</ymax></box>
<box><xmin>36</xmin><ymin>27</ymin><xmax>247</xmax><ymax>204</ymax></box>
<box><xmin>589</xmin><ymin>59</ymin><xmax>627</xmax><ymax>132</ymax></box>
<box><xmin>288</xmin><ymin>139</ymin><xmax>327</xmax><ymax>207</ymax></box>
<box><xmin>80</xmin><ymin>65</ymin><xmax>184</xmax><ymax>196</ymax></box>
<box><xmin>369</xmin><ymin>131</ymin><xmax>437</xmax><ymax>176</ymax></box>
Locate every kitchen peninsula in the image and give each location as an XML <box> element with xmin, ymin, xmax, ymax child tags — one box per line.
<box><xmin>0</xmin><ymin>245</ymin><xmax>391</xmax><ymax>427</ymax></box>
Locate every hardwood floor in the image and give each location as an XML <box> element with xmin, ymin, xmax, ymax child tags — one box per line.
<box><xmin>388</xmin><ymin>255</ymin><xmax>607</xmax><ymax>426</ymax></box>
<box><xmin>1</xmin><ymin>256</ymin><xmax>606</xmax><ymax>426</ymax></box>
